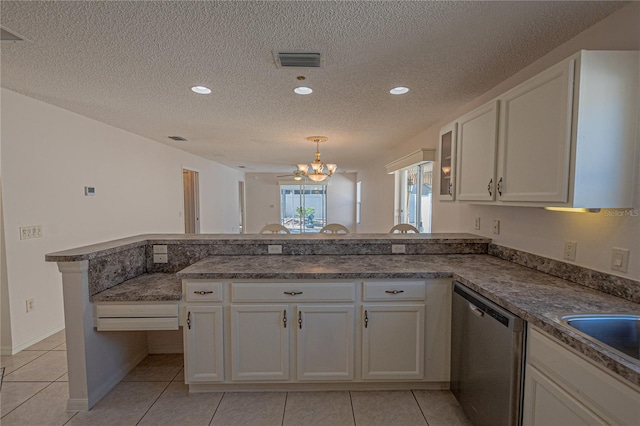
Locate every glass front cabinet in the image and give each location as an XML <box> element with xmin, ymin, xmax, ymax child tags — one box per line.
<box><xmin>438</xmin><ymin>122</ymin><xmax>457</xmax><ymax>201</ymax></box>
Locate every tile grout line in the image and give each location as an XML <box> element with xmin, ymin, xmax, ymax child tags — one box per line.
<box><xmin>135</xmin><ymin>380</ymin><xmax>173</xmax><ymax>425</ymax></box>
<box><xmin>411</xmin><ymin>389</ymin><xmax>431</xmax><ymax>425</ymax></box>
<box><xmin>280</xmin><ymin>391</ymin><xmax>289</xmax><ymax>426</ymax></box>
<box><xmin>349</xmin><ymin>391</ymin><xmax>357</xmax><ymax>425</ymax></box>
<box><xmin>209</xmin><ymin>391</ymin><xmax>227</xmax><ymax>425</ymax></box>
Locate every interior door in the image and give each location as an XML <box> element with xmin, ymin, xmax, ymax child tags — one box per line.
<box><xmin>183</xmin><ymin>169</ymin><xmax>200</xmax><ymax>233</ymax></box>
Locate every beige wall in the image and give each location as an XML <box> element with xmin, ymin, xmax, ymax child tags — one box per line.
<box><xmin>245</xmin><ymin>172</ymin><xmax>357</xmax><ymax>233</ymax></box>
<box><xmin>359</xmin><ymin>2</ymin><xmax>640</xmax><ymax>279</ymax></box>
<box><xmin>1</xmin><ymin>89</ymin><xmax>244</xmax><ymax>353</ymax></box>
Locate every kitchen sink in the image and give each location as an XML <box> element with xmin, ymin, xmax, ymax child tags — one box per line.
<box><xmin>555</xmin><ymin>313</ymin><xmax>640</xmax><ymax>366</ymax></box>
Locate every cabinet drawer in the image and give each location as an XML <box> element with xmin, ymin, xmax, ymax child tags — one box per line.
<box><xmin>363</xmin><ymin>281</ymin><xmax>426</xmax><ymax>301</ymax></box>
<box><xmin>96</xmin><ymin>317</ymin><xmax>179</xmax><ymax>331</ymax></box>
<box><xmin>184</xmin><ymin>280</ymin><xmax>223</xmax><ymax>302</ymax></box>
<box><xmin>95</xmin><ymin>303</ymin><xmax>179</xmax><ymax>331</ymax></box>
<box><xmin>231</xmin><ymin>282</ymin><xmax>355</xmax><ymax>302</ymax></box>
<box><xmin>95</xmin><ymin>303</ymin><xmax>178</xmax><ymax>318</ymax></box>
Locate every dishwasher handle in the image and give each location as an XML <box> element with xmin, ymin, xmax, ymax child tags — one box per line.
<box><xmin>469</xmin><ymin>303</ymin><xmax>485</xmax><ymax>317</ymax></box>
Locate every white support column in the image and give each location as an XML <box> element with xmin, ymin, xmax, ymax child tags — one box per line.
<box><xmin>58</xmin><ymin>261</ymin><xmax>148</xmax><ymax>410</ymax></box>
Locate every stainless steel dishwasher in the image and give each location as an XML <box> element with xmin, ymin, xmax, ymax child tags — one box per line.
<box><xmin>451</xmin><ymin>281</ymin><xmax>525</xmax><ymax>426</ymax></box>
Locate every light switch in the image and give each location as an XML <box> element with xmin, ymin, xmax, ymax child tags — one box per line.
<box><xmin>611</xmin><ymin>248</ymin><xmax>629</xmax><ymax>273</ymax></box>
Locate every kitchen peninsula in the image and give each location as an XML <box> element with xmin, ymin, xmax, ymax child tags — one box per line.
<box><xmin>46</xmin><ymin>233</ymin><xmax>640</xmax><ymax>420</ymax></box>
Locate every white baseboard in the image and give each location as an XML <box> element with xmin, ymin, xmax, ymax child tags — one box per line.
<box><xmin>1</xmin><ymin>323</ymin><xmax>65</xmax><ymax>355</ymax></box>
<box><xmin>148</xmin><ymin>344</ymin><xmax>183</xmax><ymax>354</ymax></box>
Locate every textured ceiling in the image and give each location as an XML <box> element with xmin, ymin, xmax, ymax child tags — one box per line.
<box><xmin>0</xmin><ymin>1</ymin><xmax>627</xmax><ymax>173</ymax></box>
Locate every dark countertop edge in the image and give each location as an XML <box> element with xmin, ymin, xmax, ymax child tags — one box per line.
<box><xmin>45</xmin><ymin>233</ymin><xmax>490</xmax><ymax>261</ymax></box>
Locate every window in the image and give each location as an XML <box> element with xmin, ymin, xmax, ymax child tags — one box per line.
<box><xmin>280</xmin><ymin>184</ymin><xmax>327</xmax><ymax>233</ymax></box>
<box><xmin>396</xmin><ymin>162</ymin><xmax>433</xmax><ymax>232</ymax></box>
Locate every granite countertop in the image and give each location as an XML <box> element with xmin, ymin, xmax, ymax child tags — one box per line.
<box><xmin>178</xmin><ymin>254</ymin><xmax>640</xmax><ymax>387</ymax></box>
<box><xmin>91</xmin><ymin>273</ymin><xmax>181</xmax><ymax>302</ymax></box>
<box><xmin>45</xmin><ymin>233</ymin><xmax>489</xmax><ymax>261</ymax></box>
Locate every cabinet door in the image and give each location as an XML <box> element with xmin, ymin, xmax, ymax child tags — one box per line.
<box><xmin>456</xmin><ymin>101</ymin><xmax>499</xmax><ymax>201</ymax></box>
<box><xmin>184</xmin><ymin>305</ymin><xmax>224</xmax><ymax>383</ymax></box>
<box><xmin>230</xmin><ymin>305</ymin><xmax>290</xmax><ymax>381</ymax></box>
<box><xmin>522</xmin><ymin>364</ymin><xmax>606</xmax><ymax>426</ymax></box>
<box><xmin>497</xmin><ymin>59</ymin><xmax>574</xmax><ymax>202</ymax></box>
<box><xmin>438</xmin><ymin>122</ymin><xmax>457</xmax><ymax>201</ymax></box>
<box><xmin>296</xmin><ymin>305</ymin><xmax>354</xmax><ymax>381</ymax></box>
<box><xmin>362</xmin><ymin>304</ymin><xmax>425</xmax><ymax>380</ymax></box>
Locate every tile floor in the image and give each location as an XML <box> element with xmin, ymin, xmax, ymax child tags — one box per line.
<box><xmin>1</xmin><ymin>330</ymin><xmax>472</xmax><ymax>425</ymax></box>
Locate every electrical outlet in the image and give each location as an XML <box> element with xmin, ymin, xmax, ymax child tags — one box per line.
<box><xmin>153</xmin><ymin>254</ymin><xmax>168</xmax><ymax>263</ymax></box>
<box><xmin>153</xmin><ymin>245</ymin><xmax>168</xmax><ymax>254</ymax></box>
<box><xmin>391</xmin><ymin>244</ymin><xmax>406</xmax><ymax>254</ymax></box>
<box><xmin>474</xmin><ymin>217</ymin><xmax>481</xmax><ymax>230</ymax></box>
<box><xmin>611</xmin><ymin>247</ymin><xmax>629</xmax><ymax>273</ymax></box>
<box><xmin>26</xmin><ymin>298</ymin><xmax>35</xmax><ymax>313</ymax></box>
<box><xmin>564</xmin><ymin>241</ymin><xmax>577</xmax><ymax>261</ymax></box>
<box><xmin>492</xmin><ymin>220</ymin><xmax>500</xmax><ymax>235</ymax></box>
<box><xmin>268</xmin><ymin>245</ymin><xmax>282</xmax><ymax>254</ymax></box>
<box><xmin>19</xmin><ymin>225</ymin><xmax>42</xmax><ymax>240</ymax></box>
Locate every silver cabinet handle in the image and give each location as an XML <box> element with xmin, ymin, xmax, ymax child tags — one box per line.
<box><xmin>194</xmin><ymin>290</ymin><xmax>213</xmax><ymax>295</ymax></box>
<box><xmin>284</xmin><ymin>291</ymin><xmax>303</xmax><ymax>296</ymax></box>
<box><xmin>283</xmin><ymin>310</ymin><xmax>287</xmax><ymax>328</ymax></box>
<box><xmin>497</xmin><ymin>177</ymin><xmax>503</xmax><ymax>197</ymax></box>
<box><xmin>385</xmin><ymin>290</ymin><xmax>405</xmax><ymax>295</ymax></box>
<box><xmin>364</xmin><ymin>310</ymin><xmax>369</xmax><ymax>328</ymax></box>
<box><xmin>298</xmin><ymin>311</ymin><xmax>303</xmax><ymax>329</ymax></box>
<box><xmin>448</xmin><ymin>181</ymin><xmax>453</xmax><ymax>196</ymax></box>
<box><xmin>187</xmin><ymin>311</ymin><xmax>191</xmax><ymax>330</ymax></box>
<box><xmin>487</xmin><ymin>178</ymin><xmax>493</xmax><ymax>197</ymax></box>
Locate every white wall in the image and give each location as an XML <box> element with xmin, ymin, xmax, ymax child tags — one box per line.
<box><xmin>1</xmin><ymin>88</ymin><xmax>244</xmax><ymax>353</ymax></box>
<box><xmin>359</xmin><ymin>3</ymin><xmax>640</xmax><ymax>279</ymax></box>
<box><xmin>245</xmin><ymin>172</ymin><xmax>357</xmax><ymax>233</ymax></box>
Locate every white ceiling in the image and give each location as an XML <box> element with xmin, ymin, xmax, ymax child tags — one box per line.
<box><xmin>0</xmin><ymin>1</ymin><xmax>627</xmax><ymax>173</ymax></box>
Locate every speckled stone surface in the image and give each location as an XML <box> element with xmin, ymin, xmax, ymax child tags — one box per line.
<box><xmin>490</xmin><ymin>244</ymin><xmax>640</xmax><ymax>303</ymax></box>
<box><xmin>91</xmin><ymin>273</ymin><xmax>181</xmax><ymax>302</ymax></box>
<box><xmin>45</xmin><ymin>233</ymin><xmax>490</xmax><ymax>262</ymax></box>
<box><xmin>88</xmin><ymin>246</ymin><xmax>146</xmax><ymax>295</ymax></box>
<box><xmin>178</xmin><ymin>254</ymin><xmax>640</xmax><ymax>387</ymax></box>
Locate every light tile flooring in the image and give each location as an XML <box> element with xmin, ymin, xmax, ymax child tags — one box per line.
<box><xmin>1</xmin><ymin>330</ymin><xmax>472</xmax><ymax>425</ymax></box>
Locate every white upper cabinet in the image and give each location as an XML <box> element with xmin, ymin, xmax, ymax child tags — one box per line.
<box><xmin>497</xmin><ymin>58</ymin><xmax>575</xmax><ymax>203</ymax></box>
<box><xmin>438</xmin><ymin>122</ymin><xmax>457</xmax><ymax>201</ymax></box>
<box><xmin>456</xmin><ymin>101</ymin><xmax>499</xmax><ymax>201</ymax></box>
<box><xmin>450</xmin><ymin>50</ymin><xmax>639</xmax><ymax>208</ymax></box>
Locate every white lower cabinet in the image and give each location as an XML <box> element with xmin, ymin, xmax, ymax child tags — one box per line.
<box><xmin>296</xmin><ymin>305</ymin><xmax>354</xmax><ymax>381</ymax></box>
<box><xmin>522</xmin><ymin>327</ymin><xmax>640</xmax><ymax>426</ymax></box>
<box><xmin>362</xmin><ymin>304</ymin><xmax>425</xmax><ymax>380</ymax></box>
<box><xmin>184</xmin><ymin>305</ymin><xmax>224</xmax><ymax>383</ymax></box>
<box><xmin>182</xmin><ymin>278</ymin><xmax>451</xmax><ymax>389</ymax></box>
<box><xmin>229</xmin><ymin>304</ymin><xmax>355</xmax><ymax>381</ymax></box>
<box><xmin>230</xmin><ymin>304</ymin><xmax>290</xmax><ymax>381</ymax></box>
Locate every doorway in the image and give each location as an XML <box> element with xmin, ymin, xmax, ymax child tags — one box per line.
<box><xmin>182</xmin><ymin>169</ymin><xmax>200</xmax><ymax>234</ymax></box>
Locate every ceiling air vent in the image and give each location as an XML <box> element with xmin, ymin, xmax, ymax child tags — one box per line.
<box><xmin>276</xmin><ymin>52</ymin><xmax>321</xmax><ymax>68</ymax></box>
<box><xmin>168</xmin><ymin>136</ymin><xmax>187</xmax><ymax>141</ymax></box>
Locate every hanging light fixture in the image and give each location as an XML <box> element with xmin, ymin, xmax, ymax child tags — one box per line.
<box><xmin>297</xmin><ymin>136</ymin><xmax>337</xmax><ymax>182</ymax></box>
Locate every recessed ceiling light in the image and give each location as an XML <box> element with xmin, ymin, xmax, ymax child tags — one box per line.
<box><xmin>294</xmin><ymin>86</ymin><xmax>313</xmax><ymax>95</ymax></box>
<box><xmin>390</xmin><ymin>86</ymin><xmax>410</xmax><ymax>95</ymax></box>
<box><xmin>191</xmin><ymin>85</ymin><xmax>212</xmax><ymax>95</ymax></box>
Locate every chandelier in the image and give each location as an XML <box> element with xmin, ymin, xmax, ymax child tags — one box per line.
<box><xmin>297</xmin><ymin>136</ymin><xmax>337</xmax><ymax>182</ymax></box>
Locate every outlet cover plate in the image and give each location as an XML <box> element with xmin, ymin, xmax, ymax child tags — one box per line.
<box><xmin>611</xmin><ymin>247</ymin><xmax>629</xmax><ymax>272</ymax></box>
